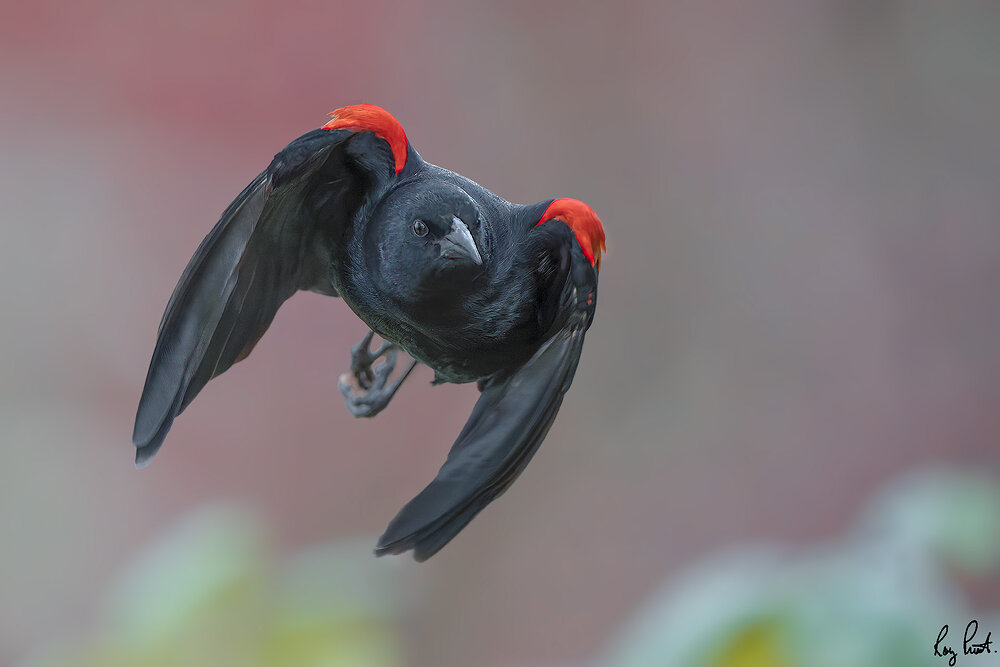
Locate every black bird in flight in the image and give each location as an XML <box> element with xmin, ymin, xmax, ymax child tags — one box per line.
<box><xmin>133</xmin><ymin>104</ymin><xmax>605</xmax><ymax>560</ymax></box>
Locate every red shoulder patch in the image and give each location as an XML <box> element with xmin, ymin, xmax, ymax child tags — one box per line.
<box><xmin>322</xmin><ymin>104</ymin><xmax>408</xmax><ymax>174</ymax></box>
<box><xmin>538</xmin><ymin>199</ymin><xmax>606</xmax><ymax>272</ymax></box>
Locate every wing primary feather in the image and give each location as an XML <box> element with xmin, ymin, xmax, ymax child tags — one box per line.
<box><xmin>133</xmin><ymin>175</ymin><xmax>272</xmax><ymax>460</ymax></box>
<box><xmin>375</xmin><ymin>308</ymin><xmax>589</xmax><ymax>561</ymax></box>
<box><xmin>132</xmin><ymin>126</ymin><xmax>411</xmax><ymax>466</ymax></box>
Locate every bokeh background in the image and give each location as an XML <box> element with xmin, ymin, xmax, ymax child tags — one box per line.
<box><xmin>3</xmin><ymin>2</ymin><xmax>999</xmax><ymax>666</ymax></box>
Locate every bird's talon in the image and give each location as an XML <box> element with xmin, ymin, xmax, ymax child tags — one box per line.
<box><xmin>341</xmin><ymin>332</ymin><xmax>414</xmax><ymax>418</ymax></box>
<box><xmin>347</xmin><ymin>332</ymin><xmax>398</xmax><ymax>390</ymax></box>
<box><xmin>373</xmin><ymin>350</ymin><xmax>397</xmax><ymax>382</ymax></box>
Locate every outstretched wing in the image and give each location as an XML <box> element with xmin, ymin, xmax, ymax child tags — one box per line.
<box><xmin>133</xmin><ymin>126</ymin><xmax>404</xmax><ymax>466</ymax></box>
<box><xmin>375</xmin><ymin>221</ymin><xmax>600</xmax><ymax>560</ymax></box>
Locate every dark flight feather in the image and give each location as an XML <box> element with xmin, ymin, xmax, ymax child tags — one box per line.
<box><xmin>375</xmin><ymin>235</ymin><xmax>597</xmax><ymax>560</ymax></box>
<box><xmin>132</xmin><ymin>131</ymin><xmax>390</xmax><ymax>466</ymax></box>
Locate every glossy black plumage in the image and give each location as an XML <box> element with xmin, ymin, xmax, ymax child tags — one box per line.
<box><xmin>133</xmin><ymin>106</ymin><xmax>602</xmax><ymax>560</ymax></box>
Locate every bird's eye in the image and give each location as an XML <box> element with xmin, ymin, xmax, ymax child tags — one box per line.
<box><xmin>412</xmin><ymin>220</ymin><xmax>428</xmax><ymax>237</ymax></box>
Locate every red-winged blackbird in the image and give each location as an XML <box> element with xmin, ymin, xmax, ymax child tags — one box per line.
<box><xmin>133</xmin><ymin>104</ymin><xmax>605</xmax><ymax>560</ymax></box>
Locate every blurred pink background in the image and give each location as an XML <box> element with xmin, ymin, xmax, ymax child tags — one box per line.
<box><xmin>2</xmin><ymin>1</ymin><xmax>999</xmax><ymax>665</ymax></box>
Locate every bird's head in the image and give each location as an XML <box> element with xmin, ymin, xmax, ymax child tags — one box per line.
<box><xmin>367</xmin><ymin>181</ymin><xmax>486</xmax><ymax>304</ymax></box>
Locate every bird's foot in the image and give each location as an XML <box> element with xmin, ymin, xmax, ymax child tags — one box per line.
<box><xmin>338</xmin><ymin>332</ymin><xmax>417</xmax><ymax>417</ymax></box>
<box><xmin>345</xmin><ymin>331</ymin><xmax>395</xmax><ymax>390</ymax></box>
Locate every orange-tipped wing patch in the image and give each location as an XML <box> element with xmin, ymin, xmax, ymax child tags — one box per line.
<box><xmin>323</xmin><ymin>104</ymin><xmax>409</xmax><ymax>174</ymax></box>
<box><xmin>538</xmin><ymin>199</ymin><xmax>606</xmax><ymax>272</ymax></box>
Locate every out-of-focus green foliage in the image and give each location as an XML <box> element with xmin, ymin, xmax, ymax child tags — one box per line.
<box><xmin>858</xmin><ymin>470</ymin><xmax>1000</xmax><ymax>576</ymax></box>
<box><xmin>19</xmin><ymin>470</ymin><xmax>1000</xmax><ymax>667</ymax></box>
<box><xmin>602</xmin><ymin>469</ymin><xmax>1000</xmax><ymax>667</ymax></box>
<box><xmin>22</xmin><ymin>508</ymin><xmax>400</xmax><ymax>667</ymax></box>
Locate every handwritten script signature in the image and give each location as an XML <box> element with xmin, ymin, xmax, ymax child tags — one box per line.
<box><xmin>935</xmin><ymin>621</ymin><xmax>993</xmax><ymax>666</ymax></box>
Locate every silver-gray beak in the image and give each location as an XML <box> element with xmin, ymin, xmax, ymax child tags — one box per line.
<box><xmin>439</xmin><ymin>217</ymin><xmax>482</xmax><ymax>265</ymax></box>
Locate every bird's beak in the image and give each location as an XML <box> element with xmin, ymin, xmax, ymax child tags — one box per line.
<box><xmin>439</xmin><ymin>217</ymin><xmax>482</xmax><ymax>265</ymax></box>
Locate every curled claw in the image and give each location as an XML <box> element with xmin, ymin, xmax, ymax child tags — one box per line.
<box><xmin>340</xmin><ymin>331</ymin><xmax>417</xmax><ymax>418</ymax></box>
<box><xmin>349</xmin><ymin>331</ymin><xmax>395</xmax><ymax>390</ymax></box>
<box><xmin>339</xmin><ymin>357</ymin><xmax>418</xmax><ymax>418</ymax></box>
<box><xmin>372</xmin><ymin>348</ymin><xmax>397</xmax><ymax>383</ymax></box>
<box><xmin>339</xmin><ymin>374</ymin><xmax>381</xmax><ymax>417</ymax></box>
